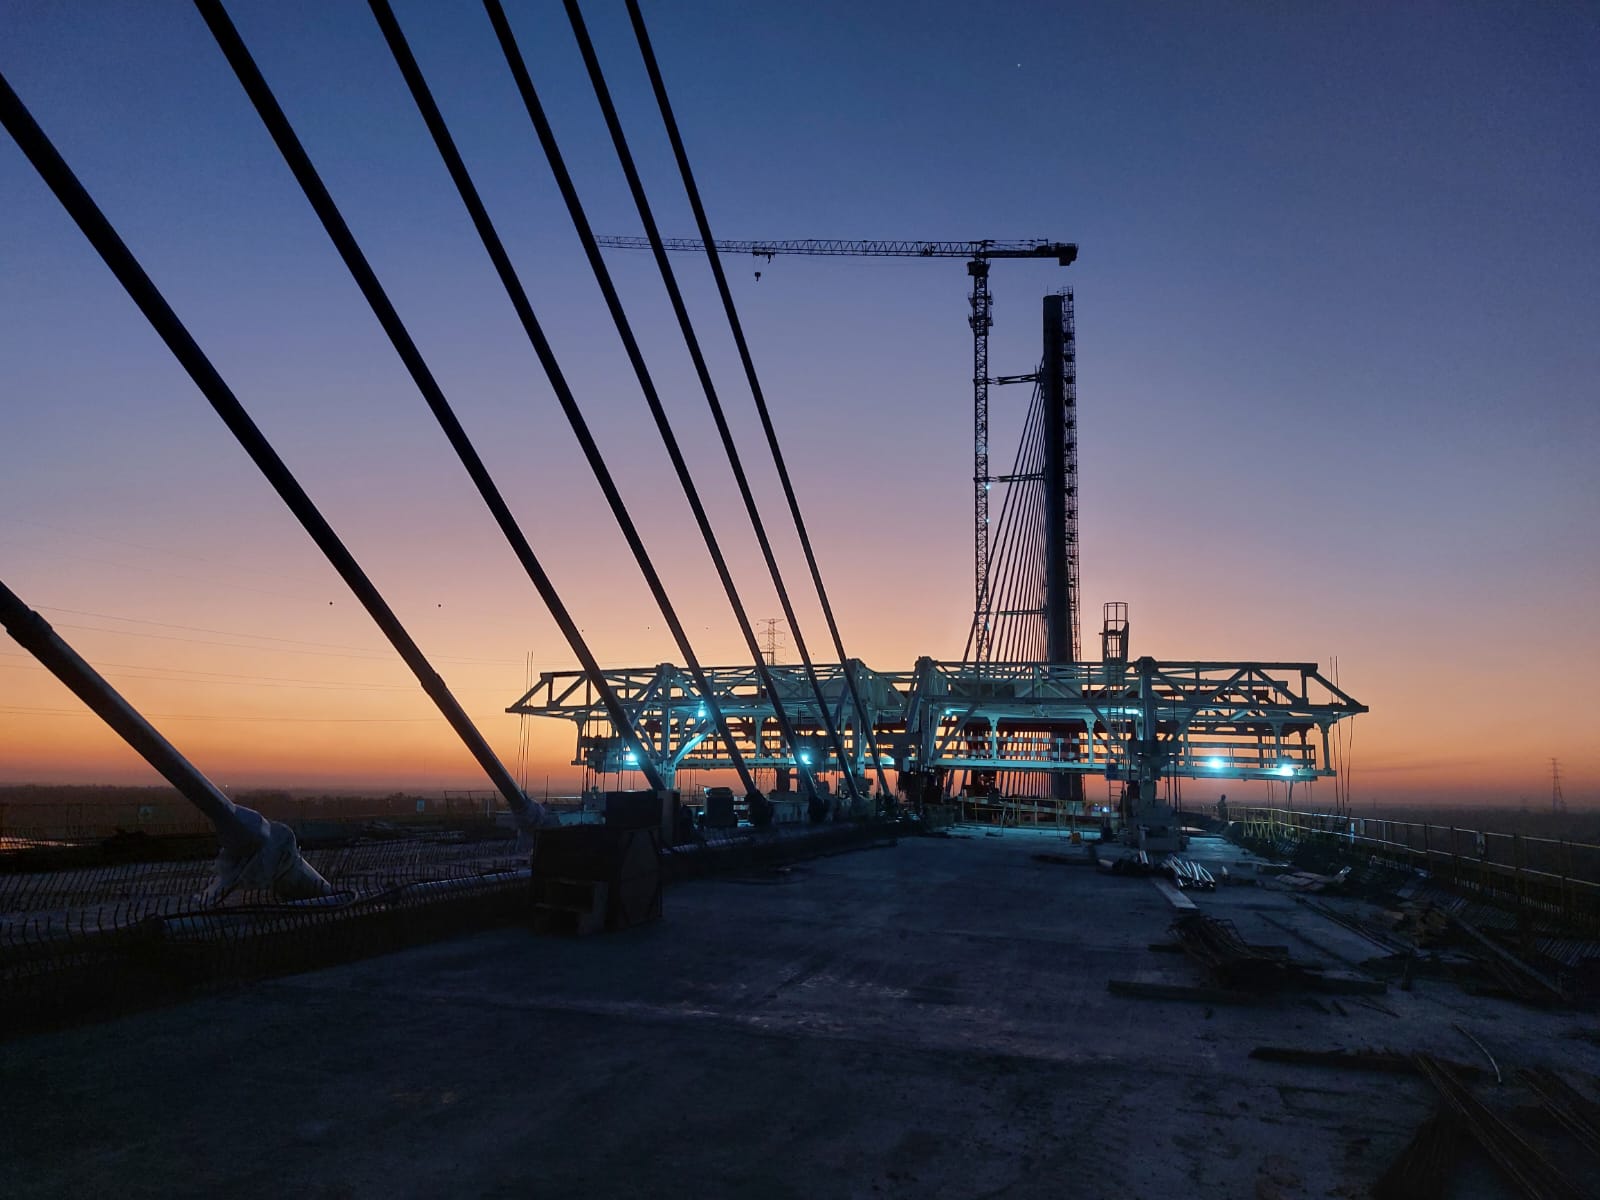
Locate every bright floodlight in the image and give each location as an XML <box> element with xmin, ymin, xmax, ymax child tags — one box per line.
<box><xmin>1277</xmin><ymin>763</ymin><xmax>1295</xmax><ymax>777</ymax></box>
<box><xmin>799</xmin><ymin>751</ymin><xmax>813</xmax><ymax>765</ymax></box>
<box><xmin>624</xmin><ymin>750</ymin><xmax>638</xmax><ymax>764</ymax></box>
<box><xmin>1207</xmin><ymin>757</ymin><xmax>1225</xmax><ymax>770</ymax></box>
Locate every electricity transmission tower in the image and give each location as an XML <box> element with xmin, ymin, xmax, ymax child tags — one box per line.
<box><xmin>759</xmin><ymin>617</ymin><xmax>785</xmax><ymax>666</ymax></box>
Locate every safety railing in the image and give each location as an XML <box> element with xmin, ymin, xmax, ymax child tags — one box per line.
<box><xmin>0</xmin><ymin>828</ymin><xmax>532</xmax><ymax>1032</ymax></box>
<box><xmin>1219</xmin><ymin>804</ymin><xmax>1600</xmax><ymax>936</ymax></box>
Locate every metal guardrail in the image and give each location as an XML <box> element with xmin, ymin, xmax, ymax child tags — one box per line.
<box><xmin>0</xmin><ymin>830</ymin><xmax>531</xmax><ymax>1030</ymax></box>
<box><xmin>0</xmin><ymin>813</ymin><xmax>902</xmax><ymax>1033</ymax></box>
<box><xmin>1221</xmin><ymin>805</ymin><xmax>1600</xmax><ymax>936</ymax></box>
<box><xmin>951</xmin><ymin>796</ymin><xmax>1104</xmax><ymax>830</ymax></box>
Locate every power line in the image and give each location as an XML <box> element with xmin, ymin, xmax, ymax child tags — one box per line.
<box><xmin>37</xmin><ymin>605</ymin><xmax>505</xmax><ymax>659</ymax></box>
<box><xmin>6</xmin><ymin>533</ymin><xmax>530</xmax><ymax>630</ymax></box>
<box><xmin>35</xmin><ymin>617</ymin><xmax>517</xmax><ymax>668</ymax></box>
<box><xmin>0</xmin><ymin>704</ymin><xmax>438</xmax><ymax>724</ymax></box>
<box><xmin>0</xmin><ymin>656</ymin><xmax>404</xmax><ymax>690</ymax></box>
<box><xmin>12</xmin><ymin>516</ymin><xmax>338</xmax><ymax>597</ymax></box>
<box><xmin>0</xmin><ymin>534</ymin><xmax>336</xmax><ymax>608</ymax></box>
<box><xmin>0</xmin><ymin>653</ymin><xmax>514</xmax><ymax>695</ymax></box>
<box><xmin>45</xmin><ymin>621</ymin><xmax>397</xmax><ymax>662</ymax></box>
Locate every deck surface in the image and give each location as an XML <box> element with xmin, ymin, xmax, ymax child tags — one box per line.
<box><xmin>4</xmin><ymin>830</ymin><xmax>1595</xmax><ymax>1198</ymax></box>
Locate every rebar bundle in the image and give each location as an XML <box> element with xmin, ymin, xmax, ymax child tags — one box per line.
<box><xmin>1168</xmin><ymin>912</ymin><xmax>1293</xmax><ymax>991</ymax></box>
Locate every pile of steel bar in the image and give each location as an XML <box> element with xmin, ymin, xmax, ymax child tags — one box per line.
<box><xmin>1097</xmin><ymin>848</ymin><xmax>1154</xmax><ymax>875</ymax></box>
<box><xmin>1096</xmin><ymin>850</ymin><xmax>1217</xmax><ymax>891</ymax></box>
<box><xmin>1447</xmin><ymin>911</ymin><xmax>1572</xmax><ymax>1004</ymax></box>
<box><xmin>1162</xmin><ymin>856</ymin><xmax>1216</xmax><ymax>890</ymax></box>
<box><xmin>1170</xmin><ymin>912</ymin><xmax>1293</xmax><ymax>991</ymax></box>
<box><xmin>1413</xmin><ymin>1053</ymin><xmax>1590</xmax><ymax>1200</ymax></box>
<box><xmin>1373</xmin><ymin>1107</ymin><xmax>1462</xmax><ymax>1200</ymax></box>
<box><xmin>1520</xmin><ymin>1067</ymin><xmax>1600</xmax><ymax>1160</ymax></box>
<box><xmin>1299</xmin><ymin>897</ymin><xmax>1409</xmax><ymax>954</ymax></box>
<box><xmin>1248</xmin><ymin>1046</ymin><xmax>1482</xmax><ymax>1079</ymax></box>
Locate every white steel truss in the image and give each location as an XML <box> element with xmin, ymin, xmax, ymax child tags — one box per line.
<box><xmin>508</xmin><ymin>656</ymin><xmax>1364</xmax><ymax>792</ymax></box>
<box><xmin>507</xmin><ymin>660</ymin><xmax>902</xmax><ymax>786</ymax></box>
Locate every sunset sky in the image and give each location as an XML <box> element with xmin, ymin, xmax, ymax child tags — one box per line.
<box><xmin>2</xmin><ymin>2</ymin><xmax>1596</xmax><ymax>807</ymax></box>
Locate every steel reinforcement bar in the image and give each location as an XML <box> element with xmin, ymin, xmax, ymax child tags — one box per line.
<box><xmin>1222</xmin><ymin>804</ymin><xmax>1600</xmax><ymax>935</ymax></box>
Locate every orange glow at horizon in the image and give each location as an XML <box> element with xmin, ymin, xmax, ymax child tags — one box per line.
<box><xmin>2</xmin><ymin>549</ymin><xmax>1594</xmax><ymax>809</ymax></box>
<box><xmin>2</xmin><ymin>4</ymin><xmax>1595</xmax><ymax>812</ymax></box>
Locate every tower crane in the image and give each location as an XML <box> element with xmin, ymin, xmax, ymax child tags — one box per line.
<box><xmin>595</xmin><ymin>236</ymin><xmax>1078</xmax><ymax>661</ymax></box>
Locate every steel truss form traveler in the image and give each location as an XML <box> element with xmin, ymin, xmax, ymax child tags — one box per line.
<box><xmin>508</xmin><ymin>662</ymin><xmax>901</xmax><ymax>788</ymax></box>
<box><xmin>510</xmin><ymin>657</ymin><xmax>1365</xmax><ymax>793</ymax></box>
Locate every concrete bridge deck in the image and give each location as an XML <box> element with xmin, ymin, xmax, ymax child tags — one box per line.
<box><xmin>3</xmin><ymin>830</ymin><xmax>1594</xmax><ymax>1198</ymax></box>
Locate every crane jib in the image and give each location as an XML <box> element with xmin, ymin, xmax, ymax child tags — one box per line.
<box><xmin>595</xmin><ymin>236</ymin><xmax>1077</xmax><ymax>266</ymax></box>
<box><xmin>596</xmin><ymin>229</ymin><xmax>1078</xmax><ymax>674</ymax></box>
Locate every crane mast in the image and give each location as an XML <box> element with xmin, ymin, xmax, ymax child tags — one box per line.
<box><xmin>595</xmin><ymin>235</ymin><xmax>1078</xmax><ymax>658</ymax></box>
<box><xmin>969</xmin><ymin>260</ymin><xmax>994</xmax><ymax>659</ymax></box>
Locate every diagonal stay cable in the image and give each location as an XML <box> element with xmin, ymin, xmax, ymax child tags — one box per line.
<box><xmin>1016</xmin><ymin>476</ymin><xmax>1048</xmax><ymax>661</ymax></box>
<box><xmin>625</xmin><ymin>0</ymin><xmax>889</xmax><ymax>801</ymax></box>
<box><xmin>966</xmin><ymin>380</ymin><xmax>1043</xmax><ymax>662</ymax></box>
<box><xmin>194</xmin><ymin>0</ymin><xmax>696</xmax><ymax>794</ymax></box>
<box><xmin>0</xmin><ymin>68</ymin><xmax>545</xmax><ymax>826</ymax></box>
<box><xmin>968</xmin><ymin>404</ymin><xmax>1036</xmax><ymax>661</ymax></box>
<box><xmin>1013</xmin><ymin>414</ymin><xmax>1050</xmax><ymax>660</ymax></box>
<box><xmin>965</xmin><ymin>377</ymin><xmax>1044</xmax><ymax>662</ymax></box>
<box><xmin>997</xmin><ymin>439</ymin><xmax>1046</xmax><ymax>666</ymax></box>
<box><xmin>536</xmin><ymin>0</ymin><xmax>884</xmax><ymax>801</ymax></box>
<box><xmin>994</xmin><ymin>476</ymin><xmax>1041</xmax><ymax>667</ymax></box>
<box><xmin>1009</xmin><ymin>389</ymin><xmax>1050</xmax><ymax>661</ymax></box>
<box><xmin>373</xmin><ymin>0</ymin><xmax>804</xmax><ymax>804</ymax></box>
<box><xmin>988</xmin><ymin>489</ymin><xmax>1028</xmax><ymax>664</ymax></box>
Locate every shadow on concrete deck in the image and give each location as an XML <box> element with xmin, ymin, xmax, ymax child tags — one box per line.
<box><xmin>3</xmin><ymin>830</ymin><xmax>1596</xmax><ymax>1198</ymax></box>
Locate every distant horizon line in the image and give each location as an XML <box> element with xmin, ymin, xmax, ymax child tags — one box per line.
<box><xmin>0</xmin><ymin>779</ymin><xmax>1587</xmax><ymax>814</ymax></box>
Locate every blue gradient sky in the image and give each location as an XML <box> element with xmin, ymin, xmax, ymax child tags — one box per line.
<box><xmin>2</xmin><ymin>2</ymin><xmax>1596</xmax><ymax>804</ymax></box>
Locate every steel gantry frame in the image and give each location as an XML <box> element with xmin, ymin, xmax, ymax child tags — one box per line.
<box><xmin>894</xmin><ymin>657</ymin><xmax>1365</xmax><ymax>787</ymax></box>
<box><xmin>594</xmin><ymin>236</ymin><xmax>1078</xmax><ymax>662</ymax></box>
<box><xmin>508</xmin><ymin>661</ymin><xmax>903</xmax><ymax>788</ymax></box>
<box><xmin>508</xmin><ymin>656</ymin><xmax>1365</xmax><ymax>798</ymax></box>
